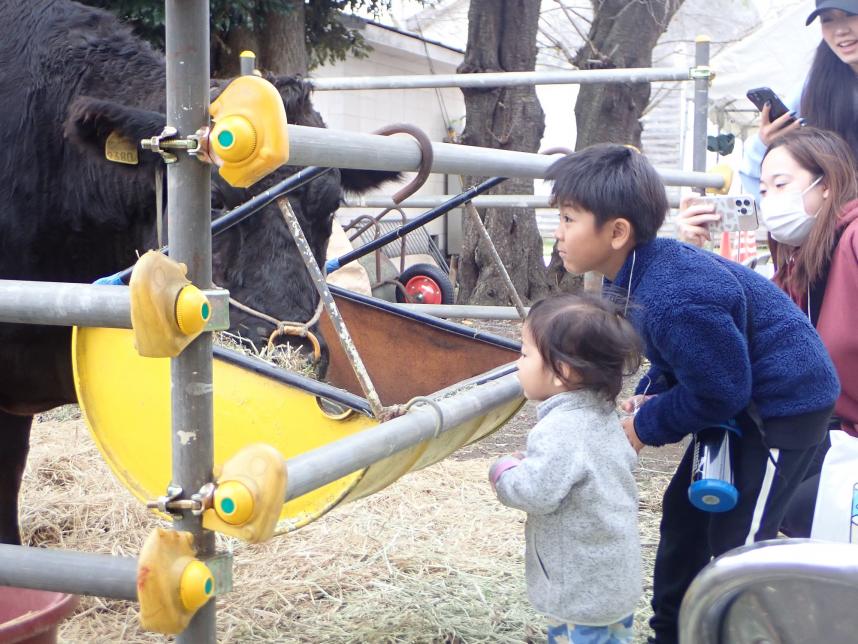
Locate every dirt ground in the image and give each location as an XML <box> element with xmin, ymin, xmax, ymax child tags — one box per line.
<box><xmin>18</xmin><ymin>316</ymin><xmax>685</xmax><ymax>643</ymax></box>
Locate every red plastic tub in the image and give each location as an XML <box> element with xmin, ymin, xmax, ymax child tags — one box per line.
<box><xmin>0</xmin><ymin>587</ymin><xmax>78</xmax><ymax>644</ymax></box>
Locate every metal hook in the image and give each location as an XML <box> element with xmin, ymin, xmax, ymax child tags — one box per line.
<box><xmin>372</xmin><ymin>123</ymin><xmax>434</xmax><ymax>204</ymax></box>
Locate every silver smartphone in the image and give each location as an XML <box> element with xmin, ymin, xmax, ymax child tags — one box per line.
<box><xmin>690</xmin><ymin>195</ymin><xmax>759</xmax><ymax>233</ymax></box>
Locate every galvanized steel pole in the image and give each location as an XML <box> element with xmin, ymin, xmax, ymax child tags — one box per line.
<box><xmin>286</xmin><ymin>125</ymin><xmax>725</xmax><ymax>189</ymax></box>
<box><xmin>342</xmin><ymin>194</ymin><xmax>682</xmax><ymax>209</ymax></box>
<box><xmin>310</xmin><ymin>67</ymin><xmax>693</xmax><ymax>91</ymax></box>
<box><xmin>165</xmin><ymin>1</ymin><xmax>216</xmax><ymax>641</ymax></box>
<box><xmin>393</xmin><ymin>303</ymin><xmax>530</xmax><ymax>320</ymax></box>
<box><xmin>0</xmin><ymin>281</ymin><xmax>131</xmax><ymax>327</ymax></box>
<box><xmin>692</xmin><ymin>36</ymin><xmax>711</xmax><ymax>186</ymax></box>
<box><xmin>284</xmin><ymin>372</ymin><xmax>522</xmax><ymax>501</ymax></box>
<box><xmin>0</xmin><ymin>545</ymin><xmax>138</xmax><ymax>600</ymax></box>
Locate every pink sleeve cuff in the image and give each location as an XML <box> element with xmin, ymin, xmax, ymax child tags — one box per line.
<box><xmin>490</xmin><ymin>456</ymin><xmax>521</xmax><ymax>489</ymax></box>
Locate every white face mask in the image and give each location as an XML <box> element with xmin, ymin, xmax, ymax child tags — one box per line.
<box><xmin>760</xmin><ymin>176</ymin><xmax>823</xmax><ymax>246</ymax></box>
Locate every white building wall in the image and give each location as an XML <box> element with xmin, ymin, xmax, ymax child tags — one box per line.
<box><xmin>310</xmin><ymin>22</ymin><xmax>466</xmax><ymax>251</ymax></box>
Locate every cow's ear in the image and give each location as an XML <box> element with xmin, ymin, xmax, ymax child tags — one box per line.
<box><xmin>64</xmin><ymin>96</ymin><xmax>165</xmax><ymax>162</ymax></box>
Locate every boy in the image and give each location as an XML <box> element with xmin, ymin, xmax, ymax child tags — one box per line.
<box><xmin>546</xmin><ymin>145</ymin><xmax>839</xmax><ymax>644</ymax></box>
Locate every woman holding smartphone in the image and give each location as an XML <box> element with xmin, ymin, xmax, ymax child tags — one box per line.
<box><xmin>679</xmin><ymin>0</ymin><xmax>858</xmax><ymax>245</ymax></box>
<box><xmin>679</xmin><ymin>127</ymin><xmax>858</xmax><ymax>539</ymax></box>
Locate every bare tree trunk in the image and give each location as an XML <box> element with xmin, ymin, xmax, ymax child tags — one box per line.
<box><xmin>543</xmin><ymin>0</ymin><xmax>683</xmax><ymax>291</ymax></box>
<box><xmin>214</xmin><ymin>1</ymin><xmax>307</xmax><ymax>77</ymax></box>
<box><xmin>573</xmin><ymin>0</ymin><xmax>684</xmax><ymax>150</ymax></box>
<box><xmin>457</xmin><ymin>0</ymin><xmax>549</xmax><ymax>306</ymax></box>
<box><xmin>259</xmin><ymin>3</ymin><xmax>308</xmax><ymax>76</ymax></box>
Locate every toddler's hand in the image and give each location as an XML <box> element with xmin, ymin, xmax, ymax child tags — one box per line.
<box><xmin>489</xmin><ymin>454</ymin><xmax>521</xmax><ymax>491</ymax></box>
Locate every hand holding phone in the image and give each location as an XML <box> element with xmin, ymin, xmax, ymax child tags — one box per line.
<box><xmin>747</xmin><ymin>87</ymin><xmax>803</xmax><ymax>145</ymax></box>
<box><xmin>689</xmin><ymin>195</ymin><xmax>759</xmax><ymax>235</ymax></box>
<box><xmin>747</xmin><ymin>87</ymin><xmax>793</xmax><ymax>122</ymax></box>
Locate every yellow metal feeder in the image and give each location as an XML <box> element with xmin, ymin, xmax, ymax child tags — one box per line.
<box><xmin>72</xmin><ymin>288</ymin><xmax>523</xmax><ymax>535</ymax></box>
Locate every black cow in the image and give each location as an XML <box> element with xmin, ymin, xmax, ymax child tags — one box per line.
<box><xmin>0</xmin><ymin>0</ymin><xmax>397</xmax><ymax>544</ymax></box>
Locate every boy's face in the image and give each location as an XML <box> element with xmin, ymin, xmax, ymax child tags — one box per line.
<box><xmin>554</xmin><ymin>203</ymin><xmax>629</xmax><ymax>277</ymax></box>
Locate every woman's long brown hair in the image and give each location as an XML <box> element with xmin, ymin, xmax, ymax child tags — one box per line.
<box><xmin>763</xmin><ymin>127</ymin><xmax>858</xmax><ymax>298</ymax></box>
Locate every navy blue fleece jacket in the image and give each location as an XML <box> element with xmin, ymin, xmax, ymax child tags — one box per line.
<box><xmin>606</xmin><ymin>238</ymin><xmax>839</xmax><ymax>447</ymax></box>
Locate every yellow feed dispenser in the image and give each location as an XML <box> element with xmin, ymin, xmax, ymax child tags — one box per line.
<box><xmin>209</xmin><ymin>75</ymin><xmax>290</xmax><ymax>188</ymax></box>
<box><xmin>72</xmin><ymin>289</ymin><xmax>524</xmax><ymax>537</ymax></box>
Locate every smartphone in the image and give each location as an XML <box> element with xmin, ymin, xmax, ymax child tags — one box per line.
<box><xmin>690</xmin><ymin>195</ymin><xmax>759</xmax><ymax>234</ymax></box>
<box><xmin>746</xmin><ymin>87</ymin><xmax>794</xmax><ymax>122</ymax></box>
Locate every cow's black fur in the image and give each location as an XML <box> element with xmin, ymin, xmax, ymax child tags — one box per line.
<box><xmin>0</xmin><ymin>0</ymin><xmax>398</xmax><ymax>544</ymax></box>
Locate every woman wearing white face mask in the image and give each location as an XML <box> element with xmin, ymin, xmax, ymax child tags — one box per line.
<box><xmin>678</xmin><ymin>0</ymin><xmax>858</xmax><ymax>240</ymax></box>
<box><xmin>762</xmin><ymin>128</ymin><xmax>858</xmax><ymax>538</ymax></box>
<box><xmin>679</xmin><ymin>127</ymin><xmax>858</xmax><ymax>538</ymax></box>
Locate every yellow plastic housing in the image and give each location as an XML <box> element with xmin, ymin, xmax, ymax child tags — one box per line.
<box><xmin>705</xmin><ymin>163</ymin><xmax>734</xmax><ymax>195</ymax></box>
<box><xmin>137</xmin><ymin>528</ymin><xmax>210</xmax><ymax>634</ymax></box>
<box><xmin>175</xmin><ymin>285</ymin><xmax>211</xmax><ymax>336</ymax></box>
<box><xmin>179</xmin><ymin>560</ymin><xmax>215</xmax><ymax>612</ymax></box>
<box><xmin>203</xmin><ymin>444</ymin><xmax>286</xmax><ymax>543</ymax></box>
<box><xmin>209</xmin><ymin>75</ymin><xmax>289</xmax><ymax>188</ymax></box>
<box><xmin>129</xmin><ymin>251</ymin><xmax>204</xmax><ymax>358</ymax></box>
<box><xmin>211</xmin><ymin>115</ymin><xmax>257</xmax><ymax>164</ymax></box>
<box><xmin>213</xmin><ymin>480</ymin><xmax>255</xmax><ymax>526</ymax></box>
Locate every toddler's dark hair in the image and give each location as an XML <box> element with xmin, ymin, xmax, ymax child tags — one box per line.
<box><xmin>525</xmin><ymin>292</ymin><xmax>642</xmax><ymax>402</ymax></box>
<box><xmin>546</xmin><ymin>144</ymin><xmax>668</xmax><ymax>242</ymax></box>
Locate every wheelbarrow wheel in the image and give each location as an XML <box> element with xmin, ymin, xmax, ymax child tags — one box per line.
<box><xmin>395</xmin><ymin>263</ymin><xmax>454</xmax><ymax>305</ymax></box>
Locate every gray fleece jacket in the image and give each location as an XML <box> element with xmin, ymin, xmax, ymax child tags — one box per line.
<box><xmin>494</xmin><ymin>390</ymin><xmax>641</xmax><ymax>626</ymax></box>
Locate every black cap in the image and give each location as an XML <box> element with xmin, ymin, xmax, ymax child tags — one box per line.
<box><xmin>806</xmin><ymin>0</ymin><xmax>858</xmax><ymax>25</ymax></box>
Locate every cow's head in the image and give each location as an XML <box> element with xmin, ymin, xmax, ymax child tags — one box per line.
<box><xmin>64</xmin><ymin>76</ymin><xmax>400</xmax><ymax>373</ymax></box>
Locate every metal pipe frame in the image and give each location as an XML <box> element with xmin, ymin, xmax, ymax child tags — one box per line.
<box><xmin>286</xmin><ymin>124</ymin><xmax>725</xmax><ymax>189</ymax></box>
<box><xmin>327</xmin><ymin>176</ymin><xmax>506</xmax><ymax>273</ymax></box>
<box><xmin>284</xmin><ymin>371</ymin><xmax>522</xmax><ymax>501</ymax></box>
<box><xmin>0</xmin><ymin>281</ymin><xmax>131</xmax><ymax>327</ymax></box>
<box><xmin>342</xmin><ymin>194</ymin><xmax>683</xmax><ymax>210</ymax></box>
<box><xmin>692</xmin><ymin>37</ymin><xmax>711</xmax><ymax>181</ymax></box>
<box><xmin>165</xmin><ymin>2</ymin><xmax>217</xmax><ymax>642</ymax></box>
<box><xmin>0</xmin><ymin>545</ymin><xmax>138</xmax><ymax>601</ymax></box>
<box><xmin>393</xmin><ymin>303</ymin><xmax>529</xmax><ymax>320</ymax></box>
<box><xmin>310</xmin><ymin>66</ymin><xmax>694</xmax><ymax>91</ymax></box>
<box><xmin>679</xmin><ymin>539</ymin><xmax>858</xmax><ymax>644</ymax></box>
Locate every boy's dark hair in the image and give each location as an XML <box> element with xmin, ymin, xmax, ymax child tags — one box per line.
<box><xmin>526</xmin><ymin>292</ymin><xmax>642</xmax><ymax>402</ymax></box>
<box><xmin>546</xmin><ymin>144</ymin><xmax>668</xmax><ymax>242</ymax></box>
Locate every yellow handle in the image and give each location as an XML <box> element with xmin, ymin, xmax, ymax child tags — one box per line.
<box><xmin>175</xmin><ymin>285</ymin><xmax>211</xmax><ymax>336</ymax></box>
<box><xmin>179</xmin><ymin>560</ymin><xmax>215</xmax><ymax>612</ymax></box>
<box><xmin>214</xmin><ymin>480</ymin><xmax>255</xmax><ymax>525</ymax></box>
<box><xmin>211</xmin><ymin>115</ymin><xmax>258</xmax><ymax>164</ymax></box>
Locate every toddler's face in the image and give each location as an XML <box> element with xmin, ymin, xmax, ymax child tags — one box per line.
<box><xmin>516</xmin><ymin>325</ymin><xmax>567</xmax><ymax>401</ymax></box>
<box><xmin>553</xmin><ymin>203</ymin><xmax>616</xmax><ymax>275</ymax></box>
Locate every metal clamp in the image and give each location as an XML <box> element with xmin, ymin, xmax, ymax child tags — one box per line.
<box><xmin>147</xmin><ymin>484</ymin><xmax>184</xmax><ymax>516</ymax></box>
<box><xmin>141</xmin><ymin>126</ymin><xmax>209</xmax><ymax>164</ymax></box>
<box><xmin>147</xmin><ymin>483</ymin><xmax>213</xmax><ymax>516</ymax></box>
<box><xmin>190</xmin><ymin>482</ymin><xmax>216</xmax><ymax>517</ymax></box>
<box><xmin>689</xmin><ymin>65</ymin><xmax>713</xmax><ymax>81</ymax></box>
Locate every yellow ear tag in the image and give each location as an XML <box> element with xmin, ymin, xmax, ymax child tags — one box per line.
<box><xmin>105</xmin><ymin>131</ymin><xmax>139</xmax><ymax>165</ymax></box>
